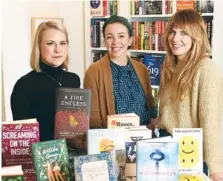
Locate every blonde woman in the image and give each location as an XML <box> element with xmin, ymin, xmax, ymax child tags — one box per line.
<box><xmin>156</xmin><ymin>10</ymin><xmax>223</xmax><ymax>181</ymax></box>
<box><xmin>11</xmin><ymin>21</ymin><xmax>80</xmax><ymax>141</ymax></box>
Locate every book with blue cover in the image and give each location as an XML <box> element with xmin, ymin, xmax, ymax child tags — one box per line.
<box><xmin>136</xmin><ymin>137</ymin><xmax>179</xmax><ymax>181</ymax></box>
<box><xmin>74</xmin><ymin>151</ymin><xmax>117</xmax><ymax>181</ymax></box>
<box><xmin>143</xmin><ymin>54</ymin><xmax>165</xmax><ymax>86</ymax></box>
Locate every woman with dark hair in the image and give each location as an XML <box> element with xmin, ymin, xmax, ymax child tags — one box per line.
<box><xmin>84</xmin><ymin>15</ymin><xmax>157</xmax><ymax>130</ymax></box>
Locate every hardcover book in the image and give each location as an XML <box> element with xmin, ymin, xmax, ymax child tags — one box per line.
<box><xmin>2</xmin><ymin>165</ymin><xmax>24</xmax><ymax>181</ymax></box>
<box><xmin>125</xmin><ymin>127</ymin><xmax>152</xmax><ymax>177</ymax></box>
<box><xmin>87</xmin><ymin>128</ymin><xmax>125</xmax><ymax>154</ymax></box>
<box><xmin>90</xmin><ymin>0</ymin><xmax>104</xmax><ymax>16</ymax></box>
<box><xmin>143</xmin><ymin>54</ymin><xmax>164</xmax><ymax>86</ymax></box>
<box><xmin>136</xmin><ymin>137</ymin><xmax>179</xmax><ymax>181</ymax></box>
<box><xmin>54</xmin><ymin>88</ymin><xmax>91</xmax><ymax>150</ymax></box>
<box><xmin>176</xmin><ymin>0</ymin><xmax>195</xmax><ymax>11</ymax></box>
<box><xmin>107</xmin><ymin>113</ymin><xmax>140</xmax><ymax>129</ymax></box>
<box><xmin>173</xmin><ymin>128</ymin><xmax>203</xmax><ymax>174</ymax></box>
<box><xmin>1</xmin><ymin>119</ymin><xmax>39</xmax><ymax>181</ymax></box>
<box><xmin>74</xmin><ymin>151</ymin><xmax>117</xmax><ymax>181</ymax></box>
<box><xmin>32</xmin><ymin>138</ymin><xmax>70</xmax><ymax>181</ymax></box>
<box><xmin>201</xmin><ymin>0</ymin><xmax>214</xmax><ymax>13</ymax></box>
<box><xmin>87</xmin><ymin>128</ymin><xmax>126</xmax><ymax>180</ymax></box>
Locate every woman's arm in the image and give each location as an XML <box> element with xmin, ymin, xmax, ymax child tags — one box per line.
<box><xmin>83</xmin><ymin>69</ymin><xmax>103</xmax><ymax>128</ymax></box>
<box><xmin>10</xmin><ymin>78</ymin><xmax>30</xmax><ymax>120</ymax></box>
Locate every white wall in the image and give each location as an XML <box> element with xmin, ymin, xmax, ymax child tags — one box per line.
<box><xmin>2</xmin><ymin>0</ymin><xmax>85</xmax><ymax>121</ymax></box>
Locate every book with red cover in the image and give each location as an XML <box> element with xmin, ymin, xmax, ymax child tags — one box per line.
<box><xmin>54</xmin><ymin>88</ymin><xmax>91</xmax><ymax>150</ymax></box>
<box><xmin>1</xmin><ymin>119</ymin><xmax>40</xmax><ymax>181</ymax></box>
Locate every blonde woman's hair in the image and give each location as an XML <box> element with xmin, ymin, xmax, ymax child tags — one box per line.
<box><xmin>159</xmin><ymin>9</ymin><xmax>210</xmax><ymax>101</ymax></box>
<box><xmin>30</xmin><ymin>21</ymin><xmax>69</xmax><ymax>71</ymax></box>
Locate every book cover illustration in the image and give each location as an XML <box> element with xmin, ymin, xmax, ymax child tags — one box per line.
<box><xmin>201</xmin><ymin>0</ymin><xmax>214</xmax><ymax>13</ymax></box>
<box><xmin>74</xmin><ymin>151</ymin><xmax>117</xmax><ymax>181</ymax></box>
<box><xmin>32</xmin><ymin>138</ymin><xmax>70</xmax><ymax>181</ymax></box>
<box><xmin>107</xmin><ymin>113</ymin><xmax>140</xmax><ymax>129</ymax></box>
<box><xmin>176</xmin><ymin>0</ymin><xmax>195</xmax><ymax>12</ymax></box>
<box><xmin>90</xmin><ymin>0</ymin><xmax>103</xmax><ymax>16</ymax></box>
<box><xmin>173</xmin><ymin>128</ymin><xmax>203</xmax><ymax>174</ymax></box>
<box><xmin>1</xmin><ymin>119</ymin><xmax>39</xmax><ymax>181</ymax></box>
<box><xmin>179</xmin><ymin>173</ymin><xmax>205</xmax><ymax>181</ymax></box>
<box><xmin>137</xmin><ymin>139</ymin><xmax>179</xmax><ymax>181</ymax></box>
<box><xmin>125</xmin><ymin>127</ymin><xmax>152</xmax><ymax>177</ymax></box>
<box><xmin>2</xmin><ymin>165</ymin><xmax>24</xmax><ymax>181</ymax></box>
<box><xmin>54</xmin><ymin>88</ymin><xmax>91</xmax><ymax>149</ymax></box>
<box><xmin>143</xmin><ymin>54</ymin><xmax>165</xmax><ymax>86</ymax></box>
<box><xmin>87</xmin><ymin>128</ymin><xmax>125</xmax><ymax>154</ymax></box>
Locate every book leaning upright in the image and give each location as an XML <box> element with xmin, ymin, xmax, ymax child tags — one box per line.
<box><xmin>136</xmin><ymin>137</ymin><xmax>179</xmax><ymax>181</ymax></box>
<box><xmin>1</xmin><ymin>119</ymin><xmax>39</xmax><ymax>181</ymax></box>
<box><xmin>173</xmin><ymin>128</ymin><xmax>203</xmax><ymax>174</ymax></box>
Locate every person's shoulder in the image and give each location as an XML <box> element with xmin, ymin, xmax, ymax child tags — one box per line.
<box><xmin>63</xmin><ymin>70</ymin><xmax>80</xmax><ymax>87</ymax></box>
<box><xmin>13</xmin><ymin>71</ymin><xmax>37</xmax><ymax>90</ymax></box>
<box><xmin>85</xmin><ymin>59</ymin><xmax>103</xmax><ymax>75</ymax></box>
<box><xmin>63</xmin><ymin>70</ymin><xmax>80</xmax><ymax>80</ymax></box>
<box><xmin>130</xmin><ymin>58</ymin><xmax>147</xmax><ymax>70</ymax></box>
<box><xmin>15</xmin><ymin>71</ymin><xmax>37</xmax><ymax>84</ymax></box>
<box><xmin>197</xmin><ymin>57</ymin><xmax>217</xmax><ymax>72</ymax></box>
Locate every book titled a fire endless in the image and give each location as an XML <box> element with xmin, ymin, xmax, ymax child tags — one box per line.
<box><xmin>54</xmin><ymin>88</ymin><xmax>91</xmax><ymax>149</ymax></box>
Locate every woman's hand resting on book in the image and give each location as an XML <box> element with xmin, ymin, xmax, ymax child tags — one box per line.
<box><xmin>147</xmin><ymin>118</ymin><xmax>160</xmax><ymax>131</ymax></box>
<box><xmin>209</xmin><ymin>172</ymin><xmax>223</xmax><ymax>181</ymax></box>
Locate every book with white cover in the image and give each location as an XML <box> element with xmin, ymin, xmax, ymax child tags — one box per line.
<box><xmin>107</xmin><ymin>113</ymin><xmax>140</xmax><ymax>129</ymax></box>
<box><xmin>173</xmin><ymin>128</ymin><xmax>203</xmax><ymax>174</ymax></box>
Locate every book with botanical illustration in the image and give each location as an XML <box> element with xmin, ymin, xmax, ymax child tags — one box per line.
<box><xmin>137</xmin><ymin>137</ymin><xmax>179</xmax><ymax>181</ymax></box>
<box><xmin>173</xmin><ymin>128</ymin><xmax>203</xmax><ymax>174</ymax></box>
<box><xmin>1</xmin><ymin>119</ymin><xmax>39</xmax><ymax>180</ymax></box>
<box><xmin>32</xmin><ymin>138</ymin><xmax>70</xmax><ymax>181</ymax></box>
<box><xmin>54</xmin><ymin>88</ymin><xmax>91</xmax><ymax>150</ymax></box>
<box><xmin>2</xmin><ymin>165</ymin><xmax>24</xmax><ymax>181</ymax></box>
<box><xmin>74</xmin><ymin>151</ymin><xmax>117</xmax><ymax>181</ymax></box>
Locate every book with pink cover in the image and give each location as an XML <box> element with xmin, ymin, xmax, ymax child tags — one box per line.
<box><xmin>1</xmin><ymin>119</ymin><xmax>40</xmax><ymax>180</ymax></box>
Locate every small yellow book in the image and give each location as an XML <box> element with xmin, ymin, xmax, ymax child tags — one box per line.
<box><xmin>107</xmin><ymin>113</ymin><xmax>140</xmax><ymax>129</ymax></box>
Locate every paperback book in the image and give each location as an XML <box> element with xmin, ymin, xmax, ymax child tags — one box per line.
<box><xmin>2</xmin><ymin>165</ymin><xmax>24</xmax><ymax>181</ymax></box>
<box><xmin>173</xmin><ymin>128</ymin><xmax>203</xmax><ymax>174</ymax></box>
<box><xmin>136</xmin><ymin>137</ymin><xmax>179</xmax><ymax>181</ymax></box>
<box><xmin>125</xmin><ymin>127</ymin><xmax>152</xmax><ymax>177</ymax></box>
<box><xmin>54</xmin><ymin>88</ymin><xmax>91</xmax><ymax>150</ymax></box>
<box><xmin>74</xmin><ymin>151</ymin><xmax>117</xmax><ymax>181</ymax></box>
<box><xmin>1</xmin><ymin>119</ymin><xmax>39</xmax><ymax>180</ymax></box>
<box><xmin>32</xmin><ymin>138</ymin><xmax>70</xmax><ymax>181</ymax></box>
<box><xmin>107</xmin><ymin>113</ymin><xmax>140</xmax><ymax>129</ymax></box>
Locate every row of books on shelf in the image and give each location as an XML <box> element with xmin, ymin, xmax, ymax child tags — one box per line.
<box><xmin>130</xmin><ymin>0</ymin><xmax>214</xmax><ymax>15</ymax></box>
<box><xmin>2</xmin><ymin>119</ymin><xmax>208</xmax><ymax>181</ymax></box>
<box><xmin>91</xmin><ymin>18</ymin><xmax>213</xmax><ymax>51</ymax></box>
<box><xmin>91</xmin><ymin>0</ymin><xmax>118</xmax><ymax>17</ymax></box>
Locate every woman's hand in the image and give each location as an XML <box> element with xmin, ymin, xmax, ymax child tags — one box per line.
<box><xmin>209</xmin><ymin>172</ymin><xmax>223</xmax><ymax>181</ymax></box>
<box><xmin>147</xmin><ymin>118</ymin><xmax>159</xmax><ymax>131</ymax></box>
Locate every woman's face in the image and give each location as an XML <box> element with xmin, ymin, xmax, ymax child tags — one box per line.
<box><xmin>104</xmin><ymin>23</ymin><xmax>133</xmax><ymax>60</ymax></box>
<box><xmin>40</xmin><ymin>28</ymin><xmax>68</xmax><ymax>67</ymax></box>
<box><xmin>168</xmin><ymin>27</ymin><xmax>192</xmax><ymax>61</ymax></box>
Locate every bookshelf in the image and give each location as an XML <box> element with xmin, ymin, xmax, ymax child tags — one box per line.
<box><xmin>84</xmin><ymin>0</ymin><xmax>214</xmax><ymax>71</ymax></box>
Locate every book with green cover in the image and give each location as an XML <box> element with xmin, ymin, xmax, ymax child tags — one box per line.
<box><xmin>32</xmin><ymin>138</ymin><xmax>70</xmax><ymax>181</ymax></box>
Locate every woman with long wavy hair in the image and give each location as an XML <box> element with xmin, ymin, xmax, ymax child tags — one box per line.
<box><xmin>156</xmin><ymin>9</ymin><xmax>223</xmax><ymax>181</ymax></box>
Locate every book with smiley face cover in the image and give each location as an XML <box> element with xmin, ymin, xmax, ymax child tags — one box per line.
<box><xmin>173</xmin><ymin>128</ymin><xmax>203</xmax><ymax>174</ymax></box>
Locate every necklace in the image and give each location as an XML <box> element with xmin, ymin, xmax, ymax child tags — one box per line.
<box><xmin>41</xmin><ymin>71</ymin><xmax>63</xmax><ymax>86</ymax></box>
